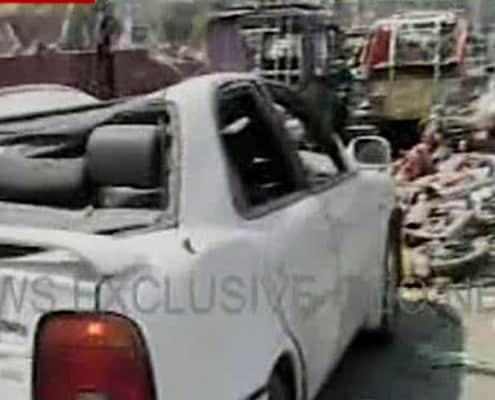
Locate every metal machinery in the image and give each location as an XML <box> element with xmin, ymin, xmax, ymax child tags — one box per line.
<box><xmin>206</xmin><ymin>0</ymin><xmax>341</xmax><ymax>90</ymax></box>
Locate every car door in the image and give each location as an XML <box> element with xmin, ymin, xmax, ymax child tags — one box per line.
<box><xmin>304</xmin><ymin>136</ymin><xmax>383</xmax><ymax>347</ymax></box>
<box><xmin>267</xmin><ymin>89</ymin><xmax>377</xmax><ymax>352</ymax></box>
<box><xmin>217</xmin><ymin>81</ymin><xmax>343</xmax><ymax>396</ymax></box>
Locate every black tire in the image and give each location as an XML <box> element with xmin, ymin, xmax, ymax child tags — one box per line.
<box><xmin>267</xmin><ymin>372</ymin><xmax>291</xmax><ymax>400</ymax></box>
<box><xmin>373</xmin><ymin>230</ymin><xmax>401</xmax><ymax>340</ymax></box>
<box><xmin>381</xmin><ymin>236</ymin><xmax>400</xmax><ymax>336</ymax></box>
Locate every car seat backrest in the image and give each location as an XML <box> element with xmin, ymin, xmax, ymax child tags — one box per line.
<box><xmin>87</xmin><ymin>124</ymin><xmax>162</xmax><ymax>189</ymax></box>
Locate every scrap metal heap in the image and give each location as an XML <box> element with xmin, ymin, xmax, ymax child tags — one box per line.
<box><xmin>396</xmin><ymin>85</ymin><xmax>495</xmax><ymax>283</ymax></box>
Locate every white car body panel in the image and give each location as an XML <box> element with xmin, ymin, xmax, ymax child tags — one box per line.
<box><xmin>0</xmin><ymin>84</ymin><xmax>99</xmax><ymax>119</ymax></box>
<box><xmin>0</xmin><ymin>74</ymin><xmax>395</xmax><ymax>400</ymax></box>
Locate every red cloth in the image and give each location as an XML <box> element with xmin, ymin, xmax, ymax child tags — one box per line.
<box><xmin>363</xmin><ymin>25</ymin><xmax>391</xmax><ymax>70</ymax></box>
<box><xmin>454</xmin><ymin>20</ymin><xmax>468</xmax><ymax>63</ymax></box>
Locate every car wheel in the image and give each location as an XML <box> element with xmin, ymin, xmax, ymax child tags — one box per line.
<box><xmin>381</xmin><ymin>236</ymin><xmax>400</xmax><ymax>335</ymax></box>
<box><xmin>367</xmin><ymin>232</ymin><xmax>401</xmax><ymax>341</ymax></box>
<box><xmin>267</xmin><ymin>372</ymin><xmax>291</xmax><ymax>400</ymax></box>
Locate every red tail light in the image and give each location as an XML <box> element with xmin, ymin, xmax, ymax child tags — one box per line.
<box><xmin>34</xmin><ymin>313</ymin><xmax>155</xmax><ymax>400</ymax></box>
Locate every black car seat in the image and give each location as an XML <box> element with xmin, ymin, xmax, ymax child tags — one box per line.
<box><xmin>87</xmin><ymin>124</ymin><xmax>165</xmax><ymax>208</ymax></box>
<box><xmin>0</xmin><ymin>154</ymin><xmax>88</xmax><ymax>208</ymax></box>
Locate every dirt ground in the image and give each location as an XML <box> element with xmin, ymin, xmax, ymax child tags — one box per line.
<box><xmin>317</xmin><ymin>287</ymin><xmax>495</xmax><ymax>400</ymax></box>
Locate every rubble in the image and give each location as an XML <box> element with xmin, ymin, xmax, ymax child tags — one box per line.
<box><xmin>396</xmin><ymin>94</ymin><xmax>495</xmax><ymax>283</ymax></box>
<box><xmin>416</xmin><ymin>238</ymin><xmax>490</xmax><ymax>280</ymax></box>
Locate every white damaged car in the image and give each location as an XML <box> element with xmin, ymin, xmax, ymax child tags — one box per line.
<box><xmin>0</xmin><ymin>74</ymin><xmax>401</xmax><ymax>400</ymax></box>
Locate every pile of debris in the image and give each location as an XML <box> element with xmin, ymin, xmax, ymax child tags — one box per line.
<box><xmin>395</xmin><ymin>98</ymin><xmax>495</xmax><ymax>283</ymax></box>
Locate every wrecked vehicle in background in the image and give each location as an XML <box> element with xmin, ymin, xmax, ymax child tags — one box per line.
<box><xmin>362</xmin><ymin>11</ymin><xmax>469</xmax><ymax>150</ymax></box>
<box><xmin>205</xmin><ymin>0</ymin><xmax>340</xmax><ymax>88</ymax></box>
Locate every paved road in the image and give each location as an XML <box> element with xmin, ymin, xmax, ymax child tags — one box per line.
<box><xmin>317</xmin><ymin>292</ymin><xmax>495</xmax><ymax>400</ymax></box>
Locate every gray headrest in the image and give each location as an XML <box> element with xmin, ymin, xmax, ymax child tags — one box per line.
<box><xmin>87</xmin><ymin>125</ymin><xmax>162</xmax><ymax>189</ymax></box>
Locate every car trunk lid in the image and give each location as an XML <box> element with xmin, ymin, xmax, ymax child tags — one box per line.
<box><xmin>0</xmin><ymin>225</ymin><xmax>144</xmax><ymax>399</ymax></box>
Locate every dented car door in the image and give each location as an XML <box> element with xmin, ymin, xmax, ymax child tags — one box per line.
<box><xmin>217</xmin><ymin>81</ymin><xmax>343</xmax><ymax>397</ymax></box>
